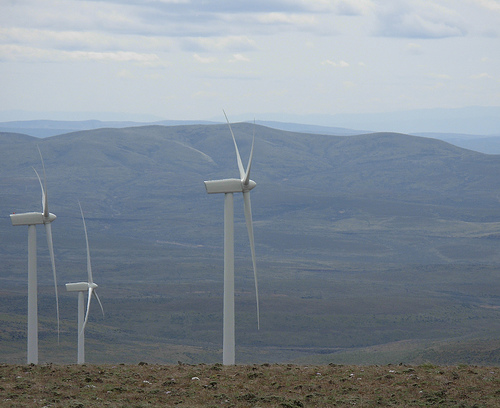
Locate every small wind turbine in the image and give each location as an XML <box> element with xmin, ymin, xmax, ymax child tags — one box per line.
<box><xmin>66</xmin><ymin>202</ymin><xmax>104</xmax><ymax>364</ymax></box>
<box><xmin>10</xmin><ymin>147</ymin><xmax>60</xmax><ymax>365</ymax></box>
<box><xmin>204</xmin><ymin>111</ymin><xmax>259</xmax><ymax>365</ymax></box>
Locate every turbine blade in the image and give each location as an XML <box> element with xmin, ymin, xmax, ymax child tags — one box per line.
<box><xmin>243</xmin><ymin>191</ymin><xmax>260</xmax><ymax>330</ymax></box>
<box><xmin>223</xmin><ymin>110</ymin><xmax>245</xmax><ymax>180</ymax></box>
<box><xmin>78</xmin><ymin>201</ymin><xmax>93</xmax><ymax>284</ymax></box>
<box><xmin>33</xmin><ymin>168</ymin><xmax>46</xmax><ymax>215</ymax></box>
<box><xmin>37</xmin><ymin>146</ymin><xmax>49</xmax><ymax>218</ymax></box>
<box><xmin>94</xmin><ymin>290</ymin><xmax>105</xmax><ymax>318</ymax></box>
<box><xmin>45</xmin><ymin>222</ymin><xmax>60</xmax><ymax>341</ymax></box>
<box><xmin>243</xmin><ymin>129</ymin><xmax>255</xmax><ymax>186</ymax></box>
<box><xmin>81</xmin><ymin>286</ymin><xmax>93</xmax><ymax>335</ymax></box>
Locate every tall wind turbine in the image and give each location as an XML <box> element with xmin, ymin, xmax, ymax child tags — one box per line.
<box><xmin>66</xmin><ymin>202</ymin><xmax>104</xmax><ymax>364</ymax></box>
<box><xmin>204</xmin><ymin>111</ymin><xmax>259</xmax><ymax>365</ymax></box>
<box><xmin>10</xmin><ymin>148</ymin><xmax>60</xmax><ymax>364</ymax></box>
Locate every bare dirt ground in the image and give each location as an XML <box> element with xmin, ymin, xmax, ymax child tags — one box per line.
<box><xmin>1</xmin><ymin>363</ymin><xmax>498</xmax><ymax>407</ymax></box>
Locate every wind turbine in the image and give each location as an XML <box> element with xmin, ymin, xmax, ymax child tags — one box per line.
<box><xmin>66</xmin><ymin>202</ymin><xmax>104</xmax><ymax>364</ymax></box>
<box><xmin>10</xmin><ymin>147</ymin><xmax>60</xmax><ymax>364</ymax></box>
<box><xmin>204</xmin><ymin>111</ymin><xmax>259</xmax><ymax>365</ymax></box>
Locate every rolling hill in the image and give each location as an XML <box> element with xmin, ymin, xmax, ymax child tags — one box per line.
<box><xmin>0</xmin><ymin>124</ymin><xmax>499</xmax><ymax>365</ymax></box>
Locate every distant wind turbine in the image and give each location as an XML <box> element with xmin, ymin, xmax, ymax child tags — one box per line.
<box><xmin>66</xmin><ymin>202</ymin><xmax>104</xmax><ymax>364</ymax></box>
<box><xmin>204</xmin><ymin>111</ymin><xmax>259</xmax><ymax>365</ymax></box>
<box><xmin>10</xmin><ymin>147</ymin><xmax>60</xmax><ymax>365</ymax></box>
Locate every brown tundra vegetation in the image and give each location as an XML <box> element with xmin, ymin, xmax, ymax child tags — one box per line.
<box><xmin>0</xmin><ymin>362</ymin><xmax>498</xmax><ymax>407</ymax></box>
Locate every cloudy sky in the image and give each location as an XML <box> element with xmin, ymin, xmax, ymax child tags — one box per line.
<box><xmin>1</xmin><ymin>0</ymin><xmax>499</xmax><ymax>122</ymax></box>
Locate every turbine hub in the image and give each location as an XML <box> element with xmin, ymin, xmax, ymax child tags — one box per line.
<box><xmin>242</xmin><ymin>179</ymin><xmax>256</xmax><ymax>192</ymax></box>
<box><xmin>44</xmin><ymin>213</ymin><xmax>57</xmax><ymax>223</ymax></box>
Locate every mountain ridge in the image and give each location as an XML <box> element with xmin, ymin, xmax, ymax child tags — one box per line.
<box><xmin>3</xmin><ymin>113</ymin><xmax>500</xmax><ymax>154</ymax></box>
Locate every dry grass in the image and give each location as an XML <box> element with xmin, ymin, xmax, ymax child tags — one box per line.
<box><xmin>1</xmin><ymin>363</ymin><xmax>498</xmax><ymax>407</ymax></box>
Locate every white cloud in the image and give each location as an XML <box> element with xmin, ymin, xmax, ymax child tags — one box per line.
<box><xmin>374</xmin><ymin>1</ymin><xmax>468</xmax><ymax>38</ymax></box>
<box><xmin>0</xmin><ymin>44</ymin><xmax>162</xmax><ymax>64</ymax></box>
<box><xmin>343</xmin><ymin>81</ymin><xmax>356</xmax><ymax>88</ymax></box>
<box><xmin>473</xmin><ymin>0</ymin><xmax>500</xmax><ymax>12</ymax></box>
<box><xmin>334</xmin><ymin>0</ymin><xmax>374</xmax><ymax>16</ymax></box>
<box><xmin>182</xmin><ymin>36</ymin><xmax>257</xmax><ymax>52</ymax></box>
<box><xmin>427</xmin><ymin>73</ymin><xmax>452</xmax><ymax>80</ymax></box>
<box><xmin>70</xmin><ymin>50</ymin><xmax>158</xmax><ymax>62</ymax></box>
<box><xmin>471</xmin><ymin>72</ymin><xmax>494</xmax><ymax>79</ymax></box>
<box><xmin>117</xmin><ymin>69</ymin><xmax>134</xmax><ymax>78</ymax></box>
<box><xmin>256</xmin><ymin>12</ymin><xmax>317</xmax><ymax>26</ymax></box>
<box><xmin>229</xmin><ymin>54</ymin><xmax>250</xmax><ymax>63</ymax></box>
<box><xmin>1</xmin><ymin>0</ymin><xmax>342</xmax><ymax>40</ymax></box>
<box><xmin>193</xmin><ymin>53</ymin><xmax>216</xmax><ymax>64</ymax></box>
<box><xmin>1</xmin><ymin>1</ymin><xmax>139</xmax><ymax>33</ymax></box>
<box><xmin>404</xmin><ymin>42</ymin><xmax>423</xmax><ymax>55</ymax></box>
<box><xmin>322</xmin><ymin>59</ymin><xmax>349</xmax><ymax>68</ymax></box>
<box><xmin>0</xmin><ymin>27</ymin><xmax>174</xmax><ymax>53</ymax></box>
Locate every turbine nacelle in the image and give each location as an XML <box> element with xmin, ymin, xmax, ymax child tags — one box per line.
<box><xmin>204</xmin><ymin>178</ymin><xmax>256</xmax><ymax>194</ymax></box>
<box><xmin>66</xmin><ymin>282</ymin><xmax>98</xmax><ymax>292</ymax></box>
<box><xmin>10</xmin><ymin>212</ymin><xmax>56</xmax><ymax>226</ymax></box>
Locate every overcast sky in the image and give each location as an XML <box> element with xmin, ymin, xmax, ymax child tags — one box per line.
<box><xmin>1</xmin><ymin>0</ymin><xmax>499</xmax><ymax>122</ymax></box>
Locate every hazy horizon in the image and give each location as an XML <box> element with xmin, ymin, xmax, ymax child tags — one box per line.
<box><xmin>1</xmin><ymin>105</ymin><xmax>499</xmax><ymax>136</ymax></box>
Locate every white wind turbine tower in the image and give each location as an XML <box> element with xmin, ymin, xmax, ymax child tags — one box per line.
<box><xmin>66</xmin><ymin>202</ymin><xmax>104</xmax><ymax>364</ymax></box>
<box><xmin>10</xmin><ymin>148</ymin><xmax>60</xmax><ymax>364</ymax></box>
<box><xmin>204</xmin><ymin>111</ymin><xmax>259</xmax><ymax>365</ymax></box>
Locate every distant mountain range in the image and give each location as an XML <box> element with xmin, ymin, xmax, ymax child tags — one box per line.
<box><xmin>0</xmin><ymin>119</ymin><xmax>216</xmax><ymax>138</ymax></box>
<box><xmin>1</xmin><ymin>106</ymin><xmax>499</xmax><ymax>135</ymax></box>
<box><xmin>1</xmin><ymin>105</ymin><xmax>500</xmax><ymax>153</ymax></box>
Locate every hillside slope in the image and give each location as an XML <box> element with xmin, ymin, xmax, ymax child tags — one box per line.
<box><xmin>1</xmin><ymin>124</ymin><xmax>499</xmax><ymax>365</ymax></box>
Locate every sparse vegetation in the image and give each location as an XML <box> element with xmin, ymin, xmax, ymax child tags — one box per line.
<box><xmin>1</xmin><ymin>363</ymin><xmax>498</xmax><ymax>407</ymax></box>
<box><xmin>0</xmin><ymin>265</ymin><xmax>499</xmax><ymax>366</ymax></box>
